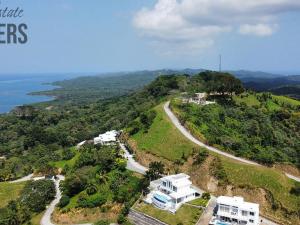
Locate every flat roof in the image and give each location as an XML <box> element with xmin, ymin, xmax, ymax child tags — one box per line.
<box><xmin>217</xmin><ymin>196</ymin><xmax>259</xmax><ymax>212</ymax></box>
<box><xmin>161</xmin><ymin>173</ymin><xmax>191</xmax><ymax>187</ymax></box>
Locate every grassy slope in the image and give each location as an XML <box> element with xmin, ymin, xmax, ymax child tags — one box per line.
<box><xmin>131</xmin><ymin>103</ymin><xmax>198</xmax><ymax>161</ymax></box>
<box><xmin>0</xmin><ymin>181</ymin><xmax>26</xmax><ymax>207</ymax></box>
<box><xmin>234</xmin><ymin>93</ymin><xmax>300</xmax><ymax>109</ymax></box>
<box><xmin>50</xmin><ymin>147</ymin><xmax>80</xmax><ymax>169</ymax></box>
<box><xmin>129</xmin><ymin>102</ymin><xmax>300</xmax><ymax>223</ymax></box>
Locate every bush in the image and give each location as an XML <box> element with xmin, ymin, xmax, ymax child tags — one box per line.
<box><xmin>86</xmin><ymin>183</ymin><xmax>98</xmax><ymax>195</ymax></box>
<box><xmin>193</xmin><ymin>149</ymin><xmax>209</xmax><ymax>165</ymax></box>
<box><xmin>94</xmin><ymin>220</ymin><xmax>110</xmax><ymax>225</ymax></box>
<box><xmin>202</xmin><ymin>192</ymin><xmax>211</xmax><ymax>200</ymax></box>
<box><xmin>62</xmin><ymin>148</ymin><xmax>75</xmax><ymax>160</ymax></box>
<box><xmin>58</xmin><ymin>195</ymin><xmax>70</xmax><ymax>208</ymax></box>
<box><xmin>117</xmin><ymin>214</ymin><xmax>127</xmax><ymax>224</ymax></box>
<box><xmin>77</xmin><ymin>193</ymin><xmax>107</xmax><ymax>208</ymax></box>
<box><xmin>290</xmin><ymin>184</ymin><xmax>300</xmax><ymax>196</ymax></box>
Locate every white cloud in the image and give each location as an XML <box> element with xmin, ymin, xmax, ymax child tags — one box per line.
<box><xmin>239</xmin><ymin>24</ymin><xmax>277</xmax><ymax>36</ymax></box>
<box><xmin>133</xmin><ymin>0</ymin><xmax>300</xmax><ymax>55</ymax></box>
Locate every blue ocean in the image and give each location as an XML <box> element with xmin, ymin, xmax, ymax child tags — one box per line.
<box><xmin>0</xmin><ymin>74</ymin><xmax>81</xmax><ymax>114</ymax></box>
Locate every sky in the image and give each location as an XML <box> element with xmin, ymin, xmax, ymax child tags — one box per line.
<box><xmin>1</xmin><ymin>0</ymin><xmax>300</xmax><ymax>74</ymax></box>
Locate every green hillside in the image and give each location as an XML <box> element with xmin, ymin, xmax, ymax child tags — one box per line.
<box><xmin>131</xmin><ymin>103</ymin><xmax>198</xmax><ymax>161</ymax></box>
<box><xmin>171</xmin><ymin>92</ymin><xmax>300</xmax><ymax>167</ymax></box>
<box><xmin>128</xmin><ymin>102</ymin><xmax>300</xmax><ymax>224</ymax></box>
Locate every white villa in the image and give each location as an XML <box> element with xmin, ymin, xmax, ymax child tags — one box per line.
<box><xmin>94</xmin><ymin>130</ymin><xmax>119</xmax><ymax>145</ymax></box>
<box><xmin>210</xmin><ymin>196</ymin><xmax>260</xmax><ymax>225</ymax></box>
<box><xmin>182</xmin><ymin>92</ymin><xmax>215</xmax><ymax>105</ymax></box>
<box><xmin>144</xmin><ymin>173</ymin><xmax>200</xmax><ymax>213</ymax></box>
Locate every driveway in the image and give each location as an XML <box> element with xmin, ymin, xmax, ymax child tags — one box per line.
<box><xmin>41</xmin><ymin>175</ymin><xmax>65</xmax><ymax>225</ymax></box>
<box><xmin>120</xmin><ymin>143</ymin><xmax>148</xmax><ymax>175</ymax></box>
<box><xmin>9</xmin><ymin>173</ymin><xmax>34</xmax><ymax>183</ymax></box>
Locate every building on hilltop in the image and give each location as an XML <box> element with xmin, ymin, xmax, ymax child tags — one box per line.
<box><xmin>94</xmin><ymin>130</ymin><xmax>119</xmax><ymax>145</ymax></box>
<box><xmin>210</xmin><ymin>196</ymin><xmax>260</xmax><ymax>225</ymax></box>
<box><xmin>144</xmin><ymin>173</ymin><xmax>201</xmax><ymax>213</ymax></box>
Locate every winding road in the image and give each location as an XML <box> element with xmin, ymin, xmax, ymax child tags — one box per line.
<box><xmin>41</xmin><ymin>175</ymin><xmax>65</xmax><ymax>225</ymax></box>
<box><xmin>163</xmin><ymin>101</ymin><xmax>300</xmax><ymax>183</ymax></box>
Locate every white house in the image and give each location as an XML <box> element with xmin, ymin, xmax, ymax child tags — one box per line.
<box><xmin>211</xmin><ymin>196</ymin><xmax>260</xmax><ymax>225</ymax></box>
<box><xmin>144</xmin><ymin>173</ymin><xmax>200</xmax><ymax>213</ymax></box>
<box><xmin>94</xmin><ymin>130</ymin><xmax>119</xmax><ymax>145</ymax></box>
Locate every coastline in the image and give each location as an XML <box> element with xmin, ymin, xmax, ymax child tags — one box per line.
<box><xmin>0</xmin><ymin>75</ymin><xmax>69</xmax><ymax>114</ymax></box>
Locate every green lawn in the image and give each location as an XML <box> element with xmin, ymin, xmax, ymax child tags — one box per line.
<box><xmin>134</xmin><ymin>202</ymin><xmax>202</xmax><ymax>225</ymax></box>
<box><xmin>131</xmin><ymin>103</ymin><xmax>198</xmax><ymax>161</ymax></box>
<box><xmin>0</xmin><ymin>181</ymin><xmax>26</xmax><ymax>207</ymax></box>
<box><xmin>188</xmin><ymin>197</ymin><xmax>210</xmax><ymax>207</ymax></box>
<box><xmin>50</xmin><ymin>147</ymin><xmax>80</xmax><ymax>169</ymax></box>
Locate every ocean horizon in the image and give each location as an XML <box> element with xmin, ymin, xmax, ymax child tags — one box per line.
<box><xmin>0</xmin><ymin>73</ymin><xmax>81</xmax><ymax>114</ymax></box>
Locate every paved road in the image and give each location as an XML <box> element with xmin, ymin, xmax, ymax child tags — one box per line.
<box><xmin>164</xmin><ymin>101</ymin><xmax>300</xmax><ymax>183</ymax></box>
<box><xmin>128</xmin><ymin>209</ymin><xmax>168</xmax><ymax>225</ymax></box>
<box><xmin>41</xmin><ymin>175</ymin><xmax>65</xmax><ymax>225</ymax></box>
<box><xmin>285</xmin><ymin>173</ymin><xmax>300</xmax><ymax>182</ymax></box>
<box><xmin>9</xmin><ymin>173</ymin><xmax>34</xmax><ymax>183</ymax></box>
<box><xmin>120</xmin><ymin>143</ymin><xmax>148</xmax><ymax>175</ymax></box>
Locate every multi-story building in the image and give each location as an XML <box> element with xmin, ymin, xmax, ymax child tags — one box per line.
<box><xmin>212</xmin><ymin>196</ymin><xmax>260</xmax><ymax>225</ymax></box>
<box><xmin>144</xmin><ymin>173</ymin><xmax>200</xmax><ymax>213</ymax></box>
<box><xmin>94</xmin><ymin>130</ymin><xmax>119</xmax><ymax>145</ymax></box>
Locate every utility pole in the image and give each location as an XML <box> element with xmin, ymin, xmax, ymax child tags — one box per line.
<box><xmin>219</xmin><ymin>54</ymin><xmax>222</xmax><ymax>72</ymax></box>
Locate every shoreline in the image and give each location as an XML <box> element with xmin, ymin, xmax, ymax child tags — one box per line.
<box><xmin>0</xmin><ymin>82</ymin><xmax>61</xmax><ymax>115</ymax></box>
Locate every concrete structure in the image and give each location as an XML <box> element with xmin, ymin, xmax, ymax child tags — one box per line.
<box><xmin>94</xmin><ymin>130</ymin><xmax>119</xmax><ymax>145</ymax></box>
<box><xmin>210</xmin><ymin>196</ymin><xmax>260</xmax><ymax>225</ymax></box>
<box><xmin>144</xmin><ymin>173</ymin><xmax>200</xmax><ymax>213</ymax></box>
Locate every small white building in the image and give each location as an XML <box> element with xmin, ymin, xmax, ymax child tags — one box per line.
<box><xmin>144</xmin><ymin>173</ymin><xmax>200</xmax><ymax>213</ymax></box>
<box><xmin>212</xmin><ymin>196</ymin><xmax>260</xmax><ymax>225</ymax></box>
<box><xmin>94</xmin><ymin>130</ymin><xmax>119</xmax><ymax>145</ymax></box>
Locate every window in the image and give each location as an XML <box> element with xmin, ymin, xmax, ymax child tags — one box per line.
<box><xmin>172</xmin><ymin>186</ymin><xmax>177</xmax><ymax>192</ymax></box>
<box><xmin>232</xmin><ymin>206</ymin><xmax>238</xmax><ymax>214</ymax></box>
<box><xmin>250</xmin><ymin>212</ymin><xmax>255</xmax><ymax>216</ymax></box>
<box><xmin>241</xmin><ymin>210</ymin><xmax>248</xmax><ymax>216</ymax></box>
<box><xmin>249</xmin><ymin>219</ymin><xmax>254</xmax><ymax>223</ymax></box>
<box><xmin>219</xmin><ymin>204</ymin><xmax>230</xmax><ymax>213</ymax></box>
<box><xmin>162</xmin><ymin>181</ymin><xmax>166</xmax><ymax>187</ymax></box>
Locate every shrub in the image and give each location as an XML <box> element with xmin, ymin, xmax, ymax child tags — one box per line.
<box><xmin>193</xmin><ymin>149</ymin><xmax>209</xmax><ymax>165</ymax></box>
<box><xmin>117</xmin><ymin>214</ymin><xmax>127</xmax><ymax>224</ymax></box>
<box><xmin>58</xmin><ymin>195</ymin><xmax>70</xmax><ymax>208</ymax></box>
<box><xmin>94</xmin><ymin>220</ymin><xmax>110</xmax><ymax>225</ymax></box>
<box><xmin>86</xmin><ymin>183</ymin><xmax>98</xmax><ymax>195</ymax></box>
<box><xmin>202</xmin><ymin>192</ymin><xmax>211</xmax><ymax>200</ymax></box>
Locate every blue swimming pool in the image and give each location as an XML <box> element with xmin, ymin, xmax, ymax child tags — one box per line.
<box><xmin>153</xmin><ymin>193</ymin><xmax>170</xmax><ymax>203</ymax></box>
<box><xmin>216</xmin><ymin>222</ymin><xmax>229</xmax><ymax>225</ymax></box>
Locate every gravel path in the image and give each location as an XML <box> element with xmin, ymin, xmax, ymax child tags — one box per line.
<box><xmin>164</xmin><ymin>101</ymin><xmax>300</xmax><ymax>183</ymax></box>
